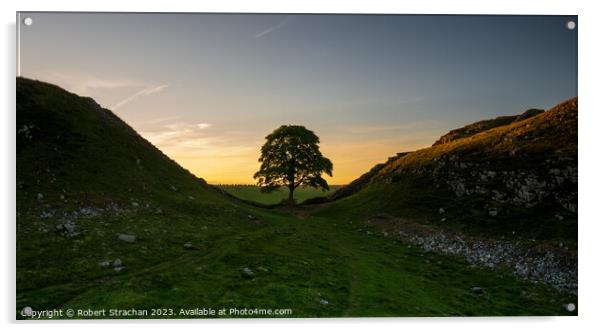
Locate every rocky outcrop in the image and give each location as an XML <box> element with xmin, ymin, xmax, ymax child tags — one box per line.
<box><xmin>407</xmin><ymin>154</ymin><xmax>578</xmax><ymax>214</ymax></box>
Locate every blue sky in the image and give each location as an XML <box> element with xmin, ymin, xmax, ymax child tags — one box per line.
<box><xmin>19</xmin><ymin>13</ymin><xmax>577</xmax><ymax>183</ymax></box>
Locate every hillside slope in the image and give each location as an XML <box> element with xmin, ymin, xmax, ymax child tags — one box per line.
<box><xmin>16</xmin><ymin>77</ymin><xmax>230</xmax><ymax>215</ymax></box>
<box><xmin>328</xmin><ymin>98</ymin><xmax>577</xmax><ymax>240</ymax></box>
<box><xmin>318</xmin><ymin>99</ymin><xmax>577</xmax><ymax>292</ymax></box>
<box><xmin>432</xmin><ymin>108</ymin><xmax>544</xmax><ymax>146</ymax></box>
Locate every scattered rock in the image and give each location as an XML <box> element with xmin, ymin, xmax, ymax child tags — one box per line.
<box><xmin>183</xmin><ymin>242</ymin><xmax>195</xmax><ymax>250</ymax></box>
<box><xmin>37</xmin><ymin>193</ymin><xmax>44</xmax><ymax>200</ymax></box>
<box><xmin>319</xmin><ymin>299</ymin><xmax>329</xmax><ymax>305</ymax></box>
<box><xmin>440</xmin><ymin>218</ymin><xmax>447</xmax><ymax>222</ymax></box>
<box><xmin>241</xmin><ymin>267</ymin><xmax>255</xmax><ymax>278</ymax></box>
<box><xmin>113</xmin><ymin>258</ymin><xmax>122</xmax><ymax>267</ymax></box>
<box><xmin>247</xmin><ymin>214</ymin><xmax>256</xmax><ymax>220</ymax></box>
<box><xmin>99</xmin><ymin>260</ymin><xmax>111</xmax><ymax>267</ymax></box>
<box><xmin>471</xmin><ymin>287</ymin><xmax>484</xmax><ymax>294</ymax></box>
<box><xmin>118</xmin><ymin>234</ymin><xmax>136</xmax><ymax>243</ymax></box>
<box><xmin>114</xmin><ymin>266</ymin><xmax>123</xmax><ymax>272</ymax></box>
<box><xmin>55</xmin><ymin>221</ymin><xmax>76</xmax><ymax>234</ymax></box>
<box><xmin>488</xmin><ymin>209</ymin><xmax>498</xmax><ymax>217</ymax></box>
<box><xmin>438</xmin><ymin>208</ymin><xmax>445</xmax><ymax>214</ymax></box>
<box><xmin>131</xmin><ymin>202</ymin><xmax>139</xmax><ymax>207</ymax></box>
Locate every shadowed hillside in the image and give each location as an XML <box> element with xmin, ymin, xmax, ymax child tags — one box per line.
<box><xmin>16</xmin><ymin>77</ymin><xmax>224</xmax><ymax>215</ymax></box>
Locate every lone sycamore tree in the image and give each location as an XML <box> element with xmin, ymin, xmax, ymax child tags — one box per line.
<box><xmin>254</xmin><ymin>125</ymin><xmax>333</xmax><ymax>205</ymax></box>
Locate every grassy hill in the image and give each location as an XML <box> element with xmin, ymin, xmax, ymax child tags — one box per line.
<box><xmin>327</xmin><ymin>99</ymin><xmax>577</xmax><ymax>241</ymax></box>
<box><xmin>16</xmin><ymin>78</ymin><xmax>576</xmax><ymax>318</ymax></box>
<box><xmin>432</xmin><ymin>108</ymin><xmax>544</xmax><ymax>146</ymax></box>
<box><xmin>319</xmin><ymin>98</ymin><xmax>577</xmax><ymax>292</ymax></box>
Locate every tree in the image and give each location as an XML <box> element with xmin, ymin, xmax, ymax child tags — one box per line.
<box><xmin>254</xmin><ymin>125</ymin><xmax>333</xmax><ymax>205</ymax></box>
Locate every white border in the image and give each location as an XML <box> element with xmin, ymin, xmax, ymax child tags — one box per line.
<box><xmin>2</xmin><ymin>1</ymin><xmax>602</xmax><ymax>331</ymax></box>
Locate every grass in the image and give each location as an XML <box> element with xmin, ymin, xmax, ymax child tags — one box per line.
<box><xmin>217</xmin><ymin>185</ymin><xmax>341</xmax><ymax>205</ymax></box>
<box><xmin>17</xmin><ymin>203</ymin><xmax>577</xmax><ymax>319</ymax></box>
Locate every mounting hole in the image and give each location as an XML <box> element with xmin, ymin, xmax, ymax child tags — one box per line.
<box><xmin>23</xmin><ymin>17</ymin><xmax>33</xmax><ymax>26</ymax></box>
<box><xmin>565</xmin><ymin>303</ymin><xmax>576</xmax><ymax>312</ymax></box>
<box><xmin>566</xmin><ymin>20</ymin><xmax>576</xmax><ymax>30</ymax></box>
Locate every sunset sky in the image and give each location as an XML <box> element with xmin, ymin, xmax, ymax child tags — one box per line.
<box><xmin>18</xmin><ymin>13</ymin><xmax>577</xmax><ymax>184</ymax></box>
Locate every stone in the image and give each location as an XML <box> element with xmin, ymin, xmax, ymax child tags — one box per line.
<box><xmin>241</xmin><ymin>267</ymin><xmax>255</xmax><ymax>278</ymax></box>
<box><xmin>113</xmin><ymin>258</ymin><xmax>122</xmax><ymax>267</ymax></box>
<box><xmin>56</xmin><ymin>222</ymin><xmax>76</xmax><ymax>234</ymax></box>
<box><xmin>183</xmin><ymin>242</ymin><xmax>194</xmax><ymax>249</ymax></box>
<box><xmin>118</xmin><ymin>234</ymin><xmax>136</xmax><ymax>242</ymax></box>
<box><xmin>99</xmin><ymin>260</ymin><xmax>111</xmax><ymax>267</ymax></box>
<box><xmin>114</xmin><ymin>266</ymin><xmax>123</xmax><ymax>272</ymax></box>
<box><xmin>471</xmin><ymin>287</ymin><xmax>484</xmax><ymax>294</ymax></box>
<box><xmin>37</xmin><ymin>193</ymin><xmax>43</xmax><ymax>200</ymax></box>
<box><xmin>439</xmin><ymin>208</ymin><xmax>445</xmax><ymax>214</ymax></box>
<box><xmin>319</xmin><ymin>299</ymin><xmax>329</xmax><ymax>305</ymax></box>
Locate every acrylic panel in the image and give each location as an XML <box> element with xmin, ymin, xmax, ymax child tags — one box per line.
<box><xmin>16</xmin><ymin>12</ymin><xmax>577</xmax><ymax>319</ymax></box>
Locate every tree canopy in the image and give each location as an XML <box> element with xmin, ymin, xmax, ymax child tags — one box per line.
<box><xmin>254</xmin><ymin>125</ymin><xmax>333</xmax><ymax>205</ymax></box>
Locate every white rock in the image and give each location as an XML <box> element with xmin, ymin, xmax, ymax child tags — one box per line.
<box><xmin>113</xmin><ymin>258</ymin><xmax>122</xmax><ymax>267</ymax></box>
<box><xmin>118</xmin><ymin>234</ymin><xmax>136</xmax><ymax>242</ymax></box>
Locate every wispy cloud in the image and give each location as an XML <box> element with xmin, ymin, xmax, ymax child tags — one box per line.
<box><xmin>42</xmin><ymin>72</ymin><xmax>135</xmax><ymax>93</ymax></box>
<box><xmin>196</xmin><ymin>123</ymin><xmax>213</xmax><ymax>130</ymax></box>
<box><xmin>254</xmin><ymin>16</ymin><xmax>295</xmax><ymax>39</ymax></box>
<box><xmin>140</xmin><ymin>122</ymin><xmax>256</xmax><ymax>158</ymax></box>
<box><xmin>112</xmin><ymin>84</ymin><xmax>169</xmax><ymax>110</ymax></box>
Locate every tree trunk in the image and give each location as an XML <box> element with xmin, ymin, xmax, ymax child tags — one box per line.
<box><xmin>288</xmin><ymin>183</ymin><xmax>295</xmax><ymax>206</ymax></box>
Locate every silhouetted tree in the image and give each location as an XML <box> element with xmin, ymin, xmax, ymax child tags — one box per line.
<box><xmin>254</xmin><ymin>125</ymin><xmax>333</xmax><ymax>205</ymax></box>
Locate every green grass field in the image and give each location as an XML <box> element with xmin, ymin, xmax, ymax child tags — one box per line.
<box><xmin>217</xmin><ymin>185</ymin><xmax>341</xmax><ymax>205</ymax></box>
<box><xmin>17</xmin><ymin>202</ymin><xmax>577</xmax><ymax>318</ymax></box>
